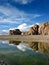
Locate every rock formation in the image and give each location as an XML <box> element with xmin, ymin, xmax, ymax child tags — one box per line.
<box><xmin>23</xmin><ymin>22</ymin><xmax>49</xmax><ymax>35</ymax></box>
<box><xmin>28</xmin><ymin>24</ymin><xmax>39</xmax><ymax>35</ymax></box>
<box><xmin>9</xmin><ymin>29</ymin><xmax>21</xmax><ymax>35</ymax></box>
<box><xmin>9</xmin><ymin>22</ymin><xmax>49</xmax><ymax>35</ymax></box>
<box><xmin>39</xmin><ymin>22</ymin><xmax>49</xmax><ymax>35</ymax></box>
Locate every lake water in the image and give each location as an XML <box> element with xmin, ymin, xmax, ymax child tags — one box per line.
<box><xmin>0</xmin><ymin>40</ymin><xmax>49</xmax><ymax>65</ymax></box>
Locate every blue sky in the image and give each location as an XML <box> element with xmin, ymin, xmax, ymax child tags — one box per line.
<box><xmin>0</xmin><ymin>0</ymin><xmax>49</xmax><ymax>33</ymax></box>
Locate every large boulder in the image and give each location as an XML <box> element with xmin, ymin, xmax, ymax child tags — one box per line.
<box><xmin>39</xmin><ymin>22</ymin><xmax>49</xmax><ymax>35</ymax></box>
<box><xmin>9</xmin><ymin>29</ymin><xmax>21</xmax><ymax>35</ymax></box>
<box><xmin>28</xmin><ymin>24</ymin><xmax>39</xmax><ymax>35</ymax></box>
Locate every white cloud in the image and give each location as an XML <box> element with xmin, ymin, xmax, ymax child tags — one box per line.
<box><xmin>17</xmin><ymin>23</ymin><xmax>30</xmax><ymax>31</ymax></box>
<box><xmin>0</xmin><ymin>3</ymin><xmax>41</xmax><ymax>33</ymax></box>
<box><xmin>2</xmin><ymin>30</ymin><xmax>9</xmax><ymax>33</ymax></box>
<box><xmin>0</xmin><ymin>0</ymin><xmax>34</xmax><ymax>4</ymax></box>
<box><xmin>9</xmin><ymin>22</ymin><xmax>39</xmax><ymax>32</ymax></box>
<box><xmin>14</xmin><ymin>0</ymin><xmax>34</xmax><ymax>4</ymax></box>
<box><xmin>0</xmin><ymin>5</ymin><xmax>25</xmax><ymax>24</ymax></box>
<box><xmin>0</xmin><ymin>4</ymin><xmax>41</xmax><ymax>25</ymax></box>
<box><xmin>0</xmin><ymin>5</ymin><xmax>21</xmax><ymax>23</ymax></box>
<box><xmin>9</xmin><ymin>28</ymin><xmax>17</xmax><ymax>30</ymax></box>
<box><xmin>0</xmin><ymin>30</ymin><xmax>9</xmax><ymax>35</ymax></box>
<box><xmin>35</xmin><ymin>23</ymin><xmax>39</xmax><ymax>25</ymax></box>
<box><xmin>9</xmin><ymin>23</ymin><xmax>31</xmax><ymax>31</ymax></box>
<box><xmin>17</xmin><ymin>23</ymin><xmax>39</xmax><ymax>32</ymax></box>
<box><xmin>32</xmin><ymin>14</ymin><xmax>41</xmax><ymax>18</ymax></box>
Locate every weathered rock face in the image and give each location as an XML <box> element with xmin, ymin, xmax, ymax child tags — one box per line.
<box><xmin>9</xmin><ymin>29</ymin><xmax>21</xmax><ymax>35</ymax></box>
<box><xmin>28</xmin><ymin>22</ymin><xmax>49</xmax><ymax>35</ymax></box>
<box><xmin>28</xmin><ymin>24</ymin><xmax>39</xmax><ymax>35</ymax></box>
<box><xmin>9</xmin><ymin>22</ymin><xmax>49</xmax><ymax>35</ymax></box>
<box><xmin>39</xmin><ymin>22</ymin><xmax>49</xmax><ymax>35</ymax></box>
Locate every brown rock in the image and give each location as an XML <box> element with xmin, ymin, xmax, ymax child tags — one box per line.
<box><xmin>28</xmin><ymin>24</ymin><xmax>39</xmax><ymax>35</ymax></box>
<box><xmin>39</xmin><ymin>22</ymin><xmax>49</xmax><ymax>35</ymax></box>
<box><xmin>22</xmin><ymin>31</ymin><xmax>29</xmax><ymax>35</ymax></box>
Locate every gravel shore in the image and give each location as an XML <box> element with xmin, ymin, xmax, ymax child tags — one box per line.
<box><xmin>0</xmin><ymin>35</ymin><xmax>49</xmax><ymax>42</ymax></box>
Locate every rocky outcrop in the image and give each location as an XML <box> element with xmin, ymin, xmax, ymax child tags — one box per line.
<box><xmin>23</xmin><ymin>22</ymin><xmax>49</xmax><ymax>35</ymax></box>
<box><xmin>9</xmin><ymin>29</ymin><xmax>21</xmax><ymax>35</ymax></box>
<box><xmin>9</xmin><ymin>22</ymin><xmax>49</xmax><ymax>35</ymax></box>
<box><xmin>39</xmin><ymin>22</ymin><xmax>49</xmax><ymax>35</ymax></box>
<box><xmin>22</xmin><ymin>24</ymin><xmax>39</xmax><ymax>35</ymax></box>
<box><xmin>28</xmin><ymin>24</ymin><xmax>39</xmax><ymax>35</ymax></box>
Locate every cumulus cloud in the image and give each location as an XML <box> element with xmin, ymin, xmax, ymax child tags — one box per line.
<box><xmin>17</xmin><ymin>23</ymin><xmax>39</xmax><ymax>31</ymax></box>
<box><xmin>14</xmin><ymin>0</ymin><xmax>34</xmax><ymax>4</ymax></box>
<box><xmin>17</xmin><ymin>23</ymin><xmax>31</xmax><ymax>31</ymax></box>
<box><xmin>10</xmin><ymin>22</ymin><xmax>39</xmax><ymax>32</ymax></box>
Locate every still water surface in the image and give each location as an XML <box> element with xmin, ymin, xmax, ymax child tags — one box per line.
<box><xmin>0</xmin><ymin>40</ymin><xmax>49</xmax><ymax>65</ymax></box>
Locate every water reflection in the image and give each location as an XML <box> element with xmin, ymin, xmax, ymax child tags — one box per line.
<box><xmin>0</xmin><ymin>40</ymin><xmax>49</xmax><ymax>65</ymax></box>
<box><xmin>9</xmin><ymin>40</ymin><xmax>21</xmax><ymax>45</ymax></box>
<box><xmin>27</xmin><ymin>42</ymin><xmax>38</xmax><ymax>50</ymax></box>
<box><xmin>25</xmin><ymin>41</ymin><xmax>49</xmax><ymax>55</ymax></box>
<box><xmin>9</xmin><ymin>40</ymin><xmax>49</xmax><ymax>55</ymax></box>
<box><xmin>38</xmin><ymin>42</ymin><xmax>49</xmax><ymax>55</ymax></box>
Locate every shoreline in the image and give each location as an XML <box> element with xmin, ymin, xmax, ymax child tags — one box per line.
<box><xmin>0</xmin><ymin>35</ymin><xmax>49</xmax><ymax>42</ymax></box>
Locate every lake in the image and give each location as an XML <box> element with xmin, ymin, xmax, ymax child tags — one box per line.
<box><xmin>0</xmin><ymin>40</ymin><xmax>49</xmax><ymax>65</ymax></box>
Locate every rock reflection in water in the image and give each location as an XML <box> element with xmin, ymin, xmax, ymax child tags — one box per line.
<box><xmin>28</xmin><ymin>42</ymin><xmax>38</xmax><ymax>50</ymax></box>
<box><xmin>38</xmin><ymin>42</ymin><xmax>49</xmax><ymax>55</ymax></box>
<box><xmin>9</xmin><ymin>40</ymin><xmax>21</xmax><ymax>45</ymax></box>
<box><xmin>24</xmin><ymin>41</ymin><xmax>49</xmax><ymax>55</ymax></box>
<box><xmin>9</xmin><ymin>40</ymin><xmax>49</xmax><ymax>55</ymax></box>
